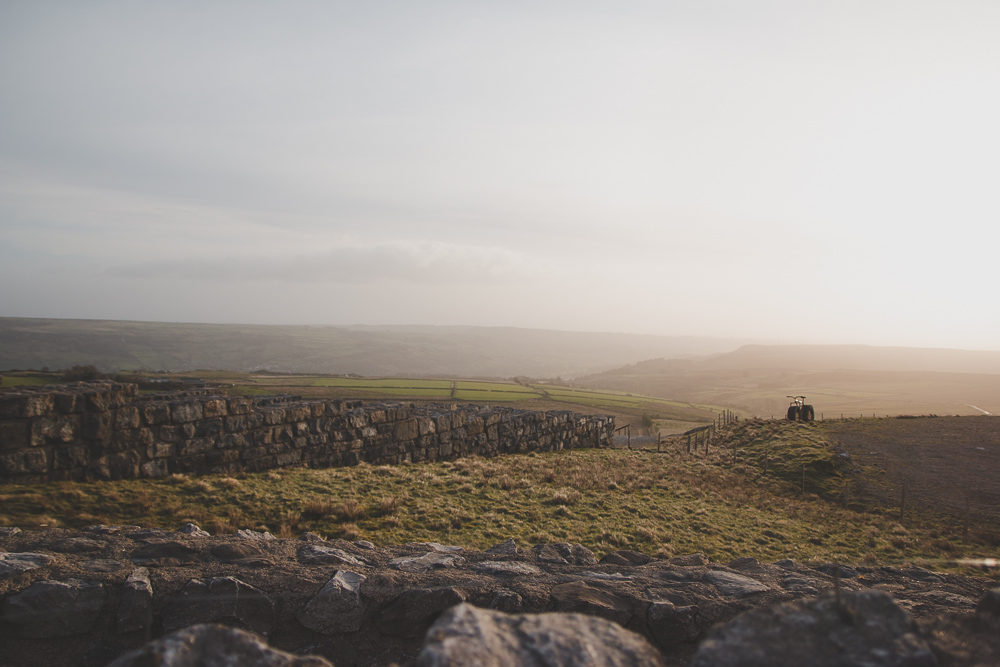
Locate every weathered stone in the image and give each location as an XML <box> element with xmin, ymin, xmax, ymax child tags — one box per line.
<box><xmin>107</xmin><ymin>624</ymin><xmax>332</xmax><ymax>667</ymax></box>
<box><xmin>44</xmin><ymin>537</ymin><xmax>106</xmax><ymax>553</ymax></box>
<box><xmin>2</xmin><ymin>579</ymin><xmax>106</xmax><ymax>638</ymax></box>
<box><xmin>551</xmin><ymin>580</ymin><xmax>633</xmax><ymax>626</ymax></box>
<box><xmin>485</xmin><ymin>537</ymin><xmax>519</xmax><ymax>556</ymax></box>
<box><xmin>238</xmin><ymin>528</ymin><xmax>276</xmax><ymax>541</ymax></box>
<box><xmin>162</xmin><ymin>576</ymin><xmax>276</xmax><ymax>638</ymax></box>
<box><xmin>533</xmin><ymin>542</ymin><xmax>598</xmax><ymax>565</ymax></box>
<box><xmin>117</xmin><ymin>567</ymin><xmax>153</xmax><ymax>633</ymax></box>
<box><xmin>416</xmin><ymin>603</ymin><xmax>664</xmax><ymax>667</ymax></box>
<box><xmin>815</xmin><ymin>562</ymin><xmax>859</xmax><ymax>579</ymax></box>
<box><xmin>406</xmin><ymin>541</ymin><xmax>465</xmax><ymax>553</ymax></box>
<box><xmin>472</xmin><ymin>561</ymin><xmax>542</xmax><ymax>576</ymax></box>
<box><xmin>377</xmin><ymin>587</ymin><xmax>466</xmax><ymax>638</ymax></box>
<box><xmin>977</xmin><ymin>588</ymin><xmax>1000</xmax><ymax>617</ymax></box>
<box><xmin>298</xmin><ymin>544</ymin><xmax>365</xmax><ymax>566</ymax></box>
<box><xmin>669</xmin><ymin>552</ymin><xmax>709</xmax><ymax>567</ymax></box>
<box><xmin>354</xmin><ymin>539</ymin><xmax>376</xmax><ymax>550</ymax></box>
<box><xmin>296</xmin><ymin>570</ymin><xmax>367</xmax><ymax>634</ymax></box>
<box><xmin>177</xmin><ymin>522</ymin><xmax>210</xmax><ymax>537</ymax></box>
<box><xmin>488</xmin><ymin>589</ymin><xmax>525</xmax><ymax>613</ymax></box>
<box><xmin>703</xmin><ymin>570</ymin><xmax>770</xmax><ymax>597</ymax></box>
<box><xmin>390</xmin><ymin>551</ymin><xmax>464</xmax><ymax>573</ymax></box>
<box><xmin>131</xmin><ymin>540</ymin><xmax>201</xmax><ymax>564</ymax></box>
<box><xmin>299</xmin><ymin>532</ymin><xmax>325</xmax><ymax>542</ymax></box>
<box><xmin>0</xmin><ymin>526</ymin><xmax>22</xmax><ymax>536</ymax></box>
<box><xmin>0</xmin><ymin>551</ymin><xmax>54</xmax><ymax>577</ymax></box>
<box><xmin>690</xmin><ymin>590</ymin><xmax>936</xmax><ymax>667</ymax></box>
<box><xmin>647</xmin><ymin>599</ymin><xmax>701</xmax><ymax>649</ymax></box>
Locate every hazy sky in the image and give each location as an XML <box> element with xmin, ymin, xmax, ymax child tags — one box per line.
<box><xmin>2</xmin><ymin>1</ymin><xmax>998</xmax><ymax>350</ymax></box>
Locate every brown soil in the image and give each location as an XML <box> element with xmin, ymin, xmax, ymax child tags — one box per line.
<box><xmin>822</xmin><ymin>416</ymin><xmax>1000</xmax><ymax>543</ymax></box>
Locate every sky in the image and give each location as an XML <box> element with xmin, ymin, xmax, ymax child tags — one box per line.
<box><xmin>1</xmin><ymin>1</ymin><xmax>999</xmax><ymax>350</ymax></box>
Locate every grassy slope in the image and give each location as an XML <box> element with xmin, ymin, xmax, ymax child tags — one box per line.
<box><xmin>2</xmin><ymin>427</ymin><xmax>994</xmax><ymax>577</ymax></box>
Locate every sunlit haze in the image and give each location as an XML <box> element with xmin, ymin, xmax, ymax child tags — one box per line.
<box><xmin>2</xmin><ymin>1</ymin><xmax>998</xmax><ymax>350</ymax></box>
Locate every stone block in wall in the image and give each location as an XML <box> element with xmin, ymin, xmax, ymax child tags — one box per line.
<box><xmin>294</xmin><ymin>421</ymin><xmax>309</xmax><ymax>438</ymax></box>
<box><xmin>417</xmin><ymin>417</ymin><xmax>435</xmax><ymax>436</ymax></box>
<box><xmin>194</xmin><ymin>418</ymin><xmax>223</xmax><ymax>438</ymax></box>
<box><xmin>226</xmin><ymin>396</ymin><xmax>251</xmax><ymax>415</ymax></box>
<box><xmin>30</xmin><ymin>416</ymin><xmax>79</xmax><ymax>447</ymax></box>
<box><xmin>23</xmin><ymin>448</ymin><xmax>50</xmax><ymax>473</ymax></box>
<box><xmin>178</xmin><ymin>437</ymin><xmax>216</xmax><ymax>457</ymax></box>
<box><xmin>434</xmin><ymin>415</ymin><xmax>451</xmax><ymax>432</ymax></box>
<box><xmin>0</xmin><ymin>419</ymin><xmax>30</xmax><ymax>451</ymax></box>
<box><xmin>245</xmin><ymin>412</ymin><xmax>265</xmax><ymax>429</ymax></box>
<box><xmin>219</xmin><ymin>434</ymin><xmax>246</xmax><ymax>450</ymax></box>
<box><xmin>0</xmin><ymin>451</ymin><xmax>26</xmax><ymax>475</ymax></box>
<box><xmin>202</xmin><ymin>399</ymin><xmax>228</xmax><ymax>418</ymax></box>
<box><xmin>310</xmin><ymin>403</ymin><xmax>326</xmax><ymax>418</ymax></box>
<box><xmin>53</xmin><ymin>445</ymin><xmax>90</xmax><ymax>470</ymax></box>
<box><xmin>465</xmin><ymin>418</ymin><xmax>483</xmax><ymax>436</ymax></box>
<box><xmin>147</xmin><ymin>441</ymin><xmax>174</xmax><ymax>459</ymax></box>
<box><xmin>263</xmin><ymin>408</ymin><xmax>286</xmax><ymax>426</ymax></box>
<box><xmin>115</xmin><ymin>407</ymin><xmax>141</xmax><ymax>429</ymax></box>
<box><xmin>347</xmin><ymin>411</ymin><xmax>368</xmax><ymax>429</ymax></box>
<box><xmin>90</xmin><ymin>451</ymin><xmax>140</xmax><ymax>480</ymax></box>
<box><xmin>248</xmin><ymin>430</ymin><xmax>272</xmax><ymax>447</ymax></box>
<box><xmin>141</xmin><ymin>403</ymin><xmax>171</xmax><ymax>426</ymax></box>
<box><xmin>286</xmin><ymin>405</ymin><xmax>310</xmax><ymax>422</ymax></box>
<box><xmin>0</xmin><ymin>394</ymin><xmax>29</xmax><ymax>419</ymax></box>
<box><xmin>273</xmin><ymin>424</ymin><xmax>294</xmax><ymax>444</ymax></box>
<box><xmin>25</xmin><ymin>394</ymin><xmax>55</xmax><ymax>418</ymax></box>
<box><xmin>225</xmin><ymin>414</ymin><xmax>247</xmax><ymax>432</ymax></box>
<box><xmin>140</xmin><ymin>459</ymin><xmax>168</xmax><ymax>478</ymax></box>
<box><xmin>206</xmin><ymin>449</ymin><xmax>241</xmax><ymax>467</ymax></box>
<box><xmin>171</xmin><ymin>402</ymin><xmax>204</xmax><ymax>424</ymax></box>
<box><xmin>110</xmin><ymin>428</ymin><xmax>154</xmax><ymax>454</ymax></box>
<box><xmin>367</xmin><ymin>408</ymin><xmax>387</xmax><ymax>424</ymax></box>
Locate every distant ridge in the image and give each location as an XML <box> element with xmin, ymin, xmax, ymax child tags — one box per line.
<box><xmin>701</xmin><ymin>344</ymin><xmax>1000</xmax><ymax>375</ymax></box>
<box><xmin>0</xmin><ymin>317</ymin><xmax>758</xmax><ymax>379</ymax></box>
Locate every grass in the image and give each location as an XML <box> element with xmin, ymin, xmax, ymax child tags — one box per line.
<box><xmin>0</xmin><ymin>438</ymin><xmax>994</xmax><ymax>577</ymax></box>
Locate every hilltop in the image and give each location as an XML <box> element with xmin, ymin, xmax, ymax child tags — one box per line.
<box><xmin>576</xmin><ymin>344</ymin><xmax>1000</xmax><ymax>417</ymax></box>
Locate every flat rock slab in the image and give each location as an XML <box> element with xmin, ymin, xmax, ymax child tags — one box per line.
<box><xmin>108</xmin><ymin>623</ymin><xmax>332</xmax><ymax>667</ymax></box>
<box><xmin>377</xmin><ymin>587</ymin><xmax>466</xmax><ymax>638</ymax></box>
<box><xmin>472</xmin><ymin>561</ymin><xmax>542</xmax><ymax>577</ymax></box>
<box><xmin>296</xmin><ymin>570</ymin><xmax>367</xmax><ymax>634</ymax></box>
<box><xmin>691</xmin><ymin>590</ymin><xmax>936</xmax><ymax>667</ymax></box>
<box><xmin>533</xmin><ymin>543</ymin><xmax>598</xmax><ymax>566</ymax></box>
<box><xmin>416</xmin><ymin>603</ymin><xmax>664</xmax><ymax>667</ymax></box>
<box><xmin>162</xmin><ymin>576</ymin><xmax>276</xmax><ymax>638</ymax></box>
<box><xmin>131</xmin><ymin>540</ymin><xmax>201</xmax><ymax>564</ymax></box>
<box><xmin>2</xmin><ymin>578</ymin><xmax>106</xmax><ymax>638</ymax></box>
<box><xmin>117</xmin><ymin>567</ymin><xmax>153</xmax><ymax>633</ymax></box>
<box><xmin>297</xmin><ymin>545</ymin><xmax>366</xmax><ymax>566</ymax></box>
<box><xmin>0</xmin><ymin>552</ymin><xmax>54</xmax><ymax>577</ymax></box>
<box><xmin>703</xmin><ymin>571</ymin><xmax>770</xmax><ymax>597</ymax></box>
<box><xmin>551</xmin><ymin>581</ymin><xmax>633</xmax><ymax>626</ymax></box>
<box><xmin>390</xmin><ymin>551</ymin><xmax>463</xmax><ymax>573</ymax></box>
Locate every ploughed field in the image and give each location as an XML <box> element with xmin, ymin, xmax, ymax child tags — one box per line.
<box><xmin>820</xmin><ymin>416</ymin><xmax>1000</xmax><ymax>535</ymax></box>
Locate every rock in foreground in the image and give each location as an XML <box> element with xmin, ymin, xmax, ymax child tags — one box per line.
<box><xmin>417</xmin><ymin>603</ymin><xmax>664</xmax><ymax>667</ymax></box>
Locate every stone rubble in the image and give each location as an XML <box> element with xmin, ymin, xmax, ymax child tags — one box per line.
<box><xmin>0</xmin><ymin>525</ymin><xmax>997</xmax><ymax>666</ymax></box>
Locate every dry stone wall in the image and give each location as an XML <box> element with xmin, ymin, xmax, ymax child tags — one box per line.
<box><xmin>0</xmin><ymin>382</ymin><xmax>614</xmax><ymax>483</ymax></box>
